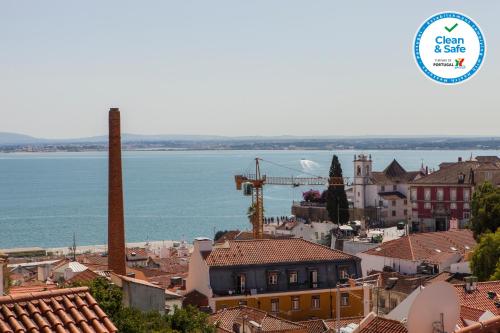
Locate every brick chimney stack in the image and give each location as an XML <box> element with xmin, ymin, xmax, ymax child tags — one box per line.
<box><xmin>108</xmin><ymin>108</ymin><xmax>126</xmax><ymax>275</ymax></box>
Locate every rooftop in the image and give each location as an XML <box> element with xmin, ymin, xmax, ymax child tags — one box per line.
<box><xmin>0</xmin><ymin>287</ymin><xmax>117</xmax><ymax>333</ymax></box>
<box><xmin>358</xmin><ymin>316</ymin><xmax>407</xmax><ymax>333</ymax></box>
<box><xmin>454</xmin><ymin>281</ymin><xmax>500</xmax><ymax>315</ymax></box>
<box><xmin>210</xmin><ymin>306</ymin><xmax>306</xmax><ymax>332</ymax></box>
<box><xmin>363</xmin><ymin>229</ymin><xmax>476</xmax><ymax>262</ymax></box>
<box><xmin>370</xmin><ymin>159</ymin><xmax>423</xmax><ymax>185</ymax></box>
<box><xmin>206</xmin><ymin>238</ymin><xmax>358</xmax><ymax>267</ymax></box>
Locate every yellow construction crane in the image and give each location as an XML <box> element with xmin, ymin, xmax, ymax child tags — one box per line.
<box><xmin>234</xmin><ymin>157</ymin><xmax>348</xmax><ymax>239</ymax></box>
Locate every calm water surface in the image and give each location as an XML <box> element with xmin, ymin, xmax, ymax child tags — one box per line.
<box><xmin>1</xmin><ymin>150</ymin><xmax>498</xmax><ymax>248</ymax></box>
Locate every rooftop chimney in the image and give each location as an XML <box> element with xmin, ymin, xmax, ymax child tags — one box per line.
<box><xmin>108</xmin><ymin>108</ymin><xmax>126</xmax><ymax>275</ymax></box>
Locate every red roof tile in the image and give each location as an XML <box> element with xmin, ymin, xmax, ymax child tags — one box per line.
<box><xmin>65</xmin><ymin>269</ymin><xmax>100</xmax><ymax>285</ymax></box>
<box><xmin>297</xmin><ymin>319</ymin><xmax>326</xmax><ymax>333</ymax></box>
<box><xmin>0</xmin><ymin>287</ymin><xmax>117</xmax><ymax>333</ymax></box>
<box><xmin>359</xmin><ymin>317</ymin><xmax>407</xmax><ymax>333</ymax></box>
<box><xmin>363</xmin><ymin>229</ymin><xmax>476</xmax><ymax>262</ymax></box>
<box><xmin>206</xmin><ymin>238</ymin><xmax>358</xmax><ymax>267</ymax></box>
<box><xmin>210</xmin><ymin>306</ymin><xmax>306</xmax><ymax>332</ymax></box>
<box><xmin>454</xmin><ymin>281</ymin><xmax>500</xmax><ymax>315</ymax></box>
<box><xmin>323</xmin><ymin>316</ymin><xmax>364</xmax><ymax>330</ymax></box>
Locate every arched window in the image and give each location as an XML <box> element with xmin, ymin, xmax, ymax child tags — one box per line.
<box><xmin>357</xmin><ymin>165</ymin><xmax>361</xmax><ymax>176</ymax></box>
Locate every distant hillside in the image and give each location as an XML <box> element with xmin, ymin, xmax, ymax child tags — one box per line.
<box><xmin>0</xmin><ymin>132</ymin><xmax>42</xmax><ymax>145</ymax></box>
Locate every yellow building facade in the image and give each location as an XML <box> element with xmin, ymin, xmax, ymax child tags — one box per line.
<box><xmin>212</xmin><ymin>286</ymin><xmax>369</xmax><ymax>322</ymax></box>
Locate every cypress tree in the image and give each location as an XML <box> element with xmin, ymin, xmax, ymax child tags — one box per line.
<box><xmin>326</xmin><ymin>155</ymin><xmax>350</xmax><ymax>224</ymax></box>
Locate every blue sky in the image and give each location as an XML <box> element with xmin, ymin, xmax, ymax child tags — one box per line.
<box><xmin>1</xmin><ymin>1</ymin><xmax>498</xmax><ymax>138</ymax></box>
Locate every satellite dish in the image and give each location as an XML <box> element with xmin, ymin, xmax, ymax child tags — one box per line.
<box><xmin>407</xmin><ymin>281</ymin><xmax>460</xmax><ymax>333</ymax></box>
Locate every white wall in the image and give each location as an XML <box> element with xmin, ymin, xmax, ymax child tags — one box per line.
<box><xmin>450</xmin><ymin>261</ymin><xmax>471</xmax><ymax>274</ymax></box>
<box><xmin>186</xmin><ymin>238</ymin><xmax>213</xmax><ymax>299</ymax></box>
<box><xmin>0</xmin><ymin>260</ymin><xmax>4</xmax><ymax>295</ymax></box>
<box><xmin>358</xmin><ymin>253</ymin><xmax>419</xmax><ymax>276</ymax></box>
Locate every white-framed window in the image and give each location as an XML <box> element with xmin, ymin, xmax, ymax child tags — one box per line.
<box><xmin>341</xmin><ymin>293</ymin><xmax>349</xmax><ymax>306</ymax></box>
<box><xmin>291</xmin><ymin>296</ymin><xmax>300</xmax><ymax>311</ymax></box>
<box><xmin>424</xmin><ymin>202</ymin><xmax>431</xmax><ymax>209</ymax></box>
<box><xmin>271</xmin><ymin>298</ymin><xmax>279</xmax><ymax>313</ymax></box>
<box><xmin>411</xmin><ymin>188</ymin><xmax>417</xmax><ymax>201</ymax></box>
<box><xmin>268</xmin><ymin>272</ymin><xmax>279</xmax><ymax>285</ymax></box>
<box><xmin>315</xmin><ymin>232</ymin><xmax>319</xmax><ymax>240</ymax></box>
<box><xmin>450</xmin><ymin>188</ymin><xmax>457</xmax><ymax>201</ymax></box>
<box><xmin>464</xmin><ymin>211</ymin><xmax>471</xmax><ymax>219</ymax></box>
<box><xmin>424</xmin><ymin>188</ymin><xmax>431</xmax><ymax>201</ymax></box>
<box><xmin>450</xmin><ymin>202</ymin><xmax>457</xmax><ymax>209</ymax></box>
<box><xmin>309</xmin><ymin>270</ymin><xmax>318</xmax><ymax>288</ymax></box>
<box><xmin>311</xmin><ymin>295</ymin><xmax>320</xmax><ymax>309</ymax></box>
<box><xmin>437</xmin><ymin>188</ymin><xmax>444</xmax><ymax>201</ymax></box>
<box><xmin>464</xmin><ymin>203</ymin><xmax>470</xmax><ymax>210</ymax></box>
<box><xmin>464</xmin><ymin>189</ymin><xmax>470</xmax><ymax>202</ymax></box>
<box><xmin>288</xmin><ymin>271</ymin><xmax>298</xmax><ymax>284</ymax></box>
<box><xmin>339</xmin><ymin>266</ymin><xmax>349</xmax><ymax>279</ymax></box>
<box><xmin>412</xmin><ymin>202</ymin><xmax>418</xmax><ymax>209</ymax></box>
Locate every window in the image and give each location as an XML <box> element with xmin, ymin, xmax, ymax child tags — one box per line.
<box><xmin>238</xmin><ymin>300</ymin><xmax>247</xmax><ymax>306</ymax></box>
<box><xmin>311</xmin><ymin>295</ymin><xmax>320</xmax><ymax>309</ymax></box>
<box><xmin>412</xmin><ymin>202</ymin><xmax>417</xmax><ymax>209</ymax></box>
<box><xmin>381</xmin><ymin>185</ymin><xmax>385</xmax><ymax>192</ymax></box>
<box><xmin>392</xmin><ymin>210</ymin><xmax>396</xmax><ymax>217</ymax></box>
<box><xmin>437</xmin><ymin>188</ymin><xmax>444</xmax><ymax>201</ymax></box>
<box><xmin>404</xmin><ymin>209</ymin><xmax>408</xmax><ymax>216</ymax></box>
<box><xmin>357</xmin><ymin>191</ymin><xmax>360</xmax><ymax>197</ymax></box>
<box><xmin>288</xmin><ymin>271</ymin><xmax>298</xmax><ymax>284</ymax></box>
<box><xmin>464</xmin><ymin>189</ymin><xmax>470</xmax><ymax>202</ymax></box>
<box><xmin>390</xmin><ymin>298</ymin><xmax>398</xmax><ymax>309</ymax></box>
<box><xmin>378</xmin><ymin>296</ymin><xmax>386</xmax><ymax>308</ymax></box>
<box><xmin>464</xmin><ymin>211</ymin><xmax>471</xmax><ymax>219</ymax></box>
<box><xmin>268</xmin><ymin>272</ymin><xmax>279</xmax><ymax>285</ymax></box>
<box><xmin>464</xmin><ymin>203</ymin><xmax>470</xmax><ymax>210</ymax></box>
<box><xmin>291</xmin><ymin>296</ymin><xmax>300</xmax><ymax>311</ymax></box>
<box><xmin>404</xmin><ymin>199</ymin><xmax>407</xmax><ymax>205</ymax></box>
<box><xmin>411</xmin><ymin>188</ymin><xmax>417</xmax><ymax>201</ymax></box>
<box><xmin>341</xmin><ymin>293</ymin><xmax>349</xmax><ymax>306</ymax></box>
<box><xmin>271</xmin><ymin>299</ymin><xmax>279</xmax><ymax>313</ymax></box>
<box><xmin>450</xmin><ymin>188</ymin><xmax>457</xmax><ymax>201</ymax></box>
<box><xmin>424</xmin><ymin>188</ymin><xmax>431</xmax><ymax>201</ymax></box>
<box><xmin>237</xmin><ymin>274</ymin><xmax>246</xmax><ymax>293</ymax></box>
<box><xmin>424</xmin><ymin>202</ymin><xmax>431</xmax><ymax>209</ymax></box>
<box><xmin>392</xmin><ymin>200</ymin><xmax>396</xmax><ymax>207</ymax></box>
<box><xmin>315</xmin><ymin>232</ymin><xmax>319</xmax><ymax>240</ymax></box>
<box><xmin>357</xmin><ymin>166</ymin><xmax>361</xmax><ymax>176</ymax></box>
<box><xmin>450</xmin><ymin>202</ymin><xmax>457</xmax><ymax>209</ymax></box>
<box><xmin>309</xmin><ymin>270</ymin><xmax>318</xmax><ymax>288</ymax></box>
<box><xmin>320</xmin><ymin>232</ymin><xmax>325</xmax><ymax>240</ymax></box>
<box><xmin>393</xmin><ymin>185</ymin><xmax>397</xmax><ymax>191</ymax></box>
<box><xmin>339</xmin><ymin>266</ymin><xmax>349</xmax><ymax>279</ymax></box>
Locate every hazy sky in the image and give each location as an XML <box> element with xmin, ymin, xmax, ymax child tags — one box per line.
<box><xmin>1</xmin><ymin>1</ymin><xmax>498</xmax><ymax>138</ymax></box>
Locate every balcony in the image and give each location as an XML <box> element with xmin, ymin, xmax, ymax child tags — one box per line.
<box><xmin>212</xmin><ymin>281</ymin><xmax>330</xmax><ymax>297</ymax></box>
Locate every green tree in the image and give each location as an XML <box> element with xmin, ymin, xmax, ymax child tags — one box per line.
<box><xmin>326</xmin><ymin>155</ymin><xmax>350</xmax><ymax>224</ymax></box>
<box><xmin>470</xmin><ymin>230</ymin><xmax>500</xmax><ymax>281</ymax></box>
<box><xmin>74</xmin><ymin>277</ymin><xmax>215</xmax><ymax>333</ymax></box>
<box><xmin>470</xmin><ymin>182</ymin><xmax>500</xmax><ymax>238</ymax></box>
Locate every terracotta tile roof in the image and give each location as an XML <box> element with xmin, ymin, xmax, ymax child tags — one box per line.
<box><xmin>0</xmin><ymin>287</ymin><xmax>117</xmax><ymax>333</ymax></box>
<box><xmin>454</xmin><ymin>315</ymin><xmax>500</xmax><ymax>333</ymax></box>
<box><xmin>323</xmin><ymin>316</ymin><xmax>364</xmax><ymax>330</ymax></box>
<box><xmin>65</xmin><ymin>269</ymin><xmax>100</xmax><ymax>285</ymax></box>
<box><xmin>210</xmin><ymin>306</ymin><xmax>306</xmax><ymax>332</ymax></box>
<box><xmin>363</xmin><ymin>229</ymin><xmax>476</xmax><ymax>262</ymax></box>
<box><xmin>8</xmin><ymin>285</ymin><xmax>58</xmax><ymax>296</ymax></box>
<box><xmin>461</xmin><ymin>305</ymin><xmax>487</xmax><ymax>322</ymax></box>
<box><xmin>411</xmin><ymin>160</ymin><xmax>500</xmax><ymax>185</ymax></box>
<box><xmin>378</xmin><ymin>191</ymin><xmax>406</xmax><ymax>200</ymax></box>
<box><xmin>206</xmin><ymin>239</ymin><xmax>358</xmax><ymax>267</ymax></box>
<box><xmin>370</xmin><ymin>160</ymin><xmax>423</xmax><ymax>185</ymax></box>
<box><xmin>454</xmin><ymin>281</ymin><xmax>500</xmax><ymax>315</ymax></box>
<box><xmin>370</xmin><ymin>271</ymin><xmax>426</xmax><ymax>295</ymax></box>
<box><xmin>358</xmin><ymin>316</ymin><xmax>407</xmax><ymax>333</ymax></box>
<box><xmin>297</xmin><ymin>319</ymin><xmax>326</xmax><ymax>333</ymax></box>
<box><xmin>126</xmin><ymin>248</ymin><xmax>148</xmax><ymax>261</ymax></box>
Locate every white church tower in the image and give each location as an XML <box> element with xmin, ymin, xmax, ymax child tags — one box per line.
<box><xmin>353</xmin><ymin>154</ymin><xmax>372</xmax><ymax>209</ymax></box>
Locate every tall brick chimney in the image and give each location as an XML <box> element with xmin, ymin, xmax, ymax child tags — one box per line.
<box><xmin>108</xmin><ymin>108</ymin><xmax>126</xmax><ymax>275</ymax></box>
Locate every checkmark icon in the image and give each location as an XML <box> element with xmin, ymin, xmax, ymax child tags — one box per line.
<box><xmin>445</xmin><ymin>23</ymin><xmax>458</xmax><ymax>32</ymax></box>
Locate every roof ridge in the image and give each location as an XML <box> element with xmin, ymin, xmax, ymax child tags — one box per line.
<box><xmin>0</xmin><ymin>286</ymin><xmax>89</xmax><ymax>305</ymax></box>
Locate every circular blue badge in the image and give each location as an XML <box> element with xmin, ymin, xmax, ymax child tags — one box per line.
<box><xmin>414</xmin><ymin>12</ymin><xmax>485</xmax><ymax>84</ymax></box>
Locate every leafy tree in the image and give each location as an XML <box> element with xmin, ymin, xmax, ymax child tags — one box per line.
<box><xmin>470</xmin><ymin>182</ymin><xmax>500</xmax><ymax>238</ymax></box>
<box><xmin>326</xmin><ymin>155</ymin><xmax>350</xmax><ymax>224</ymax></box>
<box><xmin>73</xmin><ymin>277</ymin><xmax>215</xmax><ymax>333</ymax></box>
<box><xmin>214</xmin><ymin>230</ymin><xmax>229</xmax><ymax>241</ymax></box>
<box><xmin>470</xmin><ymin>230</ymin><xmax>500</xmax><ymax>281</ymax></box>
